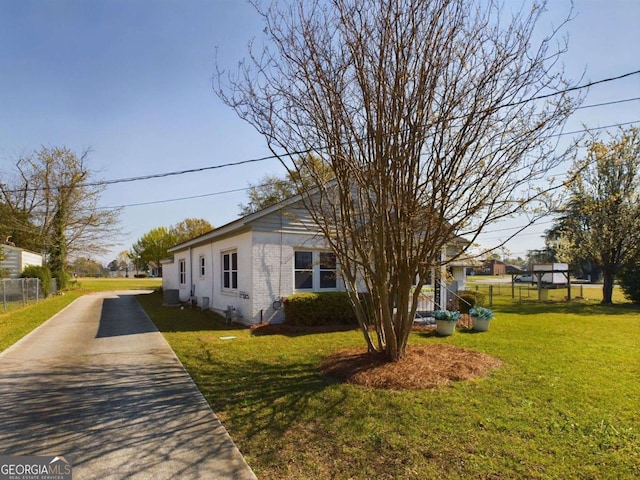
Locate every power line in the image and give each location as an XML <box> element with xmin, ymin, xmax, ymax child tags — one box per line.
<box><xmin>99</xmin><ymin>186</ymin><xmax>250</xmax><ymax>209</ymax></box>
<box><xmin>4</xmin><ymin>70</ymin><xmax>640</xmax><ymax>195</ymax></box>
<box><xmin>576</xmin><ymin>97</ymin><xmax>640</xmax><ymax>110</ymax></box>
<box><xmin>503</xmin><ymin>69</ymin><xmax>640</xmax><ymax>107</ymax></box>
<box><xmin>92</xmin><ymin>118</ymin><xmax>639</xmax><ymax>211</ymax></box>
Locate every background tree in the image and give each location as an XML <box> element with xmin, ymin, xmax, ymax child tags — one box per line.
<box><xmin>239</xmin><ymin>173</ymin><xmax>298</xmax><ymax>216</ymax></box>
<box><xmin>131</xmin><ymin>218</ymin><xmax>212</xmax><ymax>277</ymax></box>
<box><xmin>618</xmin><ymin>253</ymin><xmax>640</xmax><ymax>304</ymax></box>
<box><xmin>108</xmin><ymin>250</ymin><xmax>133</xmax><ymax>277</ymax></box>
<box><xmin>171</xmin><ymin>218</ymin><xmax>213</xmax><ymax>243</ymax></box>
<box><xmin>554</xmin><ymin>127</ymin><xmax>640</xmax><ymax>304</ymax></box>
<box><xmin>131</xmin><ymin>227</ymin><xmax>175</xmax><ymax>278</ymax></box>
<box><xmin>239</xmin><ymin>156</ymin><xmax>333</xmax><ymax>215</ymax></box>
<box><xmin>217</xmin><ymin>0</ymin><xmax>580</xmax><ymax>361</ymax></box>
<box><xmin>0</xmin><ymin>203</ymin><xmax>42</xmax><ymax>252</ymax></box>
<box><xmin>72</xmin><ymin>258</ymin><xmax>105</xmax><ymax>277</ymax></box>
<box><xmin>0</xmin><ymin>146</ymin><xmax>121</xmax><ymax>287</ymax></box>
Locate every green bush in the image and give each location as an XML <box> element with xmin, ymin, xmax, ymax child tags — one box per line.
<box><xmin>457</xmin><ymin>289</ymin><xmax>486</xmax><ymax>313</ymax></box>
<box><xmin>283</xmin><ymin>292</ymin><xmax>359</xmax><ymax>326</ymax></box>
<box><xmin>21</xmin><ymin>265</ymin><xmax>53</xmax><ymax>297</ymax></box>
<box><xmin>618</xmin><ymin>259</ymin><xmax>640</xmax><ymax>304</ymax></box>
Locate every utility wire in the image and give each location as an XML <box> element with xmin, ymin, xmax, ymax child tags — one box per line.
<box><xmin>94</xmin><ymin>119</ymin><xmax>639</xmax><ymax>210</ymax></box>
<box><xmin>575</xmin><ymin>97</ymin><xmax>640</xmax><ymax>110</ymax></box>
<box><xmin>4</xmin><ymin>70</ymin><xmax>640</xmax><ymax>195</ymax></box>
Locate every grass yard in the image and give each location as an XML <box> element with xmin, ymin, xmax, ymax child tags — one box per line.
<box><xmin>70</xmin><ymin>276</ymin><xmax>162</xmax><ymax>292</ymax></box>
<box><xmin>138</xmin><ymin>291</ymin><xmax>640</xmax><ymax>479</ymax></box>
<box><xmin>0</xmin><ymin>277</ymin><xmax>161</xmax><ymax>353</ymax></box>
<box><xmin>0</xmin><ymin>291</ymin><xmax>84</xmax><ymax>352</ymax></box>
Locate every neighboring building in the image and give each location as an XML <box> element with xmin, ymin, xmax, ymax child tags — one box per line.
<box><xmin>505</xmin><ymin>264</ymin><xmax>524</xmax><ymax>274</ymax></box>
<box><xmin>0</xmin><ymin>245</ymin><xmax>43</xmax><ymax>279</ymax></box>
<box><xmin>480</xmin><ymin>259</ymin><xmax>506</xmax><ymax>276</ymax></box>
<box><xmin>162</xmin><ymin>196</ymin><xmax>472</xmax><ymax>326</ymax></box>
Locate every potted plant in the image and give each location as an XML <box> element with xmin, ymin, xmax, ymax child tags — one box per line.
<box><xmin>469</xmin><ymin>306</ymin><xmax>494</xmax><ymax>332</ymax></box>
<box><xmin>433</xmin><ymin>310</ymin><xmax>461</xmax><ymax>336</ymax></box>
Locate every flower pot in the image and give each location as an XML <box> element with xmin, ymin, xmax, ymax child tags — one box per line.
<box><xmin>472</xmin><ymin>317</ymin><xmax>491</xmax><ymax>332</ymax></box>
<box><xmin>435</xmin><ymin>319</ymin><xmax>457</xmax><ymax>336</ymax></box>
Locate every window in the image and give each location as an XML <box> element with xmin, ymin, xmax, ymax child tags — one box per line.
<box><xmin>222</xmin><ymin>251</ymin><xmax>238</xmax><ymax>290</ymax></box>
<box><xmin>199</xmin><ymin>255</ymin><xmax>206</xmax><ymax>277</ymax></box>
<box><xmin>179</xmin><ymin>259</ymin><xmax>186</xmax><ymax>285</ymax></box>
<box><xmin>294</xmin><ymin>251</ymin><xmax>313</xmax><ymax>289</ymax></box>
<box><xmin>294</xmin><ymin>251</ymin><xmax>337</xmax><ymax>291</ymax></box>
<box><xmin>319</xmin><ymin>252</ymin><xmax>337</xmax><ymax>289</ymax></box>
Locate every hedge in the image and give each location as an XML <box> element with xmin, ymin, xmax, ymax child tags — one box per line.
<box><xmin>283</xmin><ymin>292</ymin><xmax>359</xmax><ymax>326</ymax></box>
<box><xmin>20</xmin><ymin>265</ymin><xmax>53</xmax><ymax>297</ymax></box>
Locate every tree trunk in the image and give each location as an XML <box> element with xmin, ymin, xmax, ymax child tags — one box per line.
<box><xmin>601</xmin><ymin>270</ymin><xmax>615</xmax><ymax>305</ymax></box>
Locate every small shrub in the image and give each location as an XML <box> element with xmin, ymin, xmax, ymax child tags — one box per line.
<box><xmin>433</xmin><ymin>309</ymin><xmax>461</xmax><ymax>321</ymax></box>
<box><xmin>618</xmin><ymin>260</ymin><xmax>640</xmax><ymax>304</ymax></box>
<box><xmin>21</xmin><ymin>265</ymin><xmax>53</xmax><ymax>297</ymax></box>
<box><xmin>284</xmin><ymin>292</ymin><xmax>359</xmax><ymax>326</ymax></box>
<box><xmin>134</xmin><ymin>273</ymin><xmax>148</xmax><ymax>278</ymax></box>
<box><xmin>457</xmin><ymin>289</ymin><xmax>486</xmax><ymax>313</ymax></box>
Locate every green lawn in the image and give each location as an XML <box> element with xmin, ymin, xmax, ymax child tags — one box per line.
<box><xmin>0</xmin><ymin>277</ymin><xmax>161</xmax><ymax>353</ymax></box>
<box><xmin>138</xmin><ymin>292</ymin><xmax>640</xmax><ymax>479</ymax></box>
<box><xmin>0</xmin><ymin>291</ymin><xmax>85</xmax><ymax>352</ymax></box>
<box><xmin>2</xmin><ymin>278</ymin><xmax>637</xmax><ymax>478</ymax></box>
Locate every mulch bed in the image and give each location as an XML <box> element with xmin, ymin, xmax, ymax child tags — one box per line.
<box><xmin>319</xmin><ymin>344</ymin><xmax>502</xmax><ymax>390</ymax></box>
<box><xmin>251</xmin><ymin>322</ymin><xmax>502</xmax><ymax>390</ymax></box>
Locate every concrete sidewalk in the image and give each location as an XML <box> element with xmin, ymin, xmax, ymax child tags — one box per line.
<box><xmin>0</xmin><ymin>291</ymin><xmax>256</xmax><ymax>479</ymax></box>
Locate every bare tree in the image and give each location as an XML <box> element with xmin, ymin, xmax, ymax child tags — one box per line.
<box><xmin>217</xmin><ymin>0</ymin><xmax>581</xmax><ymax>361</ymax></box>
<box><xmin>0</xmin><ymin>146</ymin><xmax>121</xmax><ymax>286</ymax></box>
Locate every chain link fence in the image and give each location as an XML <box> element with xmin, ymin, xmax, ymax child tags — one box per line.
<box><xmin>1</xmin><ymin>278</ymin><xmax>58</xmax><ymax>312</ymax></box>
<box><xmin>467</xmin><ymin>281</ymin><xmax>619</xmax><ymax>305</ymax></box>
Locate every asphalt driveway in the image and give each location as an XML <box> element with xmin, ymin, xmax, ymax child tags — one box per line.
<box><xmin>0</xmin><ymin>291</ymin><xmax>256</xmax><ymax>479</ymax></box>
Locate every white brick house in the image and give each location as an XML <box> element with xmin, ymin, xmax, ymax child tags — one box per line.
<box><xmin>162</xmin><ymin>197</ymin><xmax>344</xmax><ymax>325</ymax></box>
<box><xmin>162</xmin><ymin>196</ymin><xmax>473</xmax><ymax>326</ymax></box>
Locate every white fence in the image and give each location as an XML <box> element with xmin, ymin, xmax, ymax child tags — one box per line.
<box><xmin>0</xmin><ymin>278</ymin><xmax>57</xmax><ymax>311</ymax></box>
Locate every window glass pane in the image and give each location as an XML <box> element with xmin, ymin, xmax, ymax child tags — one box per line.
<box><xmin>223</xmin><ymin>254</ymin><xmax>229</xmax><ymax>270</ymax></box>
<box><xmin>231</xmin><ymin>252</ymin><xmax>238</xmax><ymax>270</ymax></box>
<box><xmin>232</xmin><ymin>272</ymin><xmax>238</xmax><ymax>289</ymax></box>
<box><xmin>295</xmin><ymin>271</ymin><xmax>313</xmax><ymax>289</ymax></box>
<box><xmin>223</xmin><ymin>272</ymin><xmax>230</xmax><ymax>289</ymax></box>
<box><xmin>320</xmin><ymin>271</ymin><xmax>336</xmax><ymax>289</ymax></box>
<box><xmin>320</xmin><ymin>252</ymin><xmax>336</xmax><ymax>269</ymax></box>
<box><xmin>295</xmin><ymin>251</ymin><xmax>313</xmax><ymax>269</ymax></box>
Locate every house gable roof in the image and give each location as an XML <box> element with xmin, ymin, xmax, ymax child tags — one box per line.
<box><xmin>167</xmin><ymin>193</ymin><xmax>308</xmax><ymax>253</ymax></box>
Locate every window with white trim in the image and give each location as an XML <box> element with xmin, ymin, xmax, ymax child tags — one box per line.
<box><xmin>222</xmin><ymin>251</ymin><xmax>238</xmax><ymax>290</ymax></box>
<box><xmin>179</xmin><ymin>259</ymin><xmax>186</xmax><ymax>285</ymax></box>
<box><xmin>294</xmin><ymin>251</ymin><xmax>337</xmax><ymax>291</ymax></box>
<box><xmin>199</xmin><ymin>255</ymin><xmax>206</xmax><ymax>277</ymax></box>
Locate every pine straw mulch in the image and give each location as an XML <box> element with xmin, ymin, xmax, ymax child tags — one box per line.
<box><xmin>319</xmin><ymin>344</ymin><xmax>503</xmax><ymax>390</ymax></box>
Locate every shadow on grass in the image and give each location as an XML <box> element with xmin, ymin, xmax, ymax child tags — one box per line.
<box><xmin>137</xmin><ymin>290</ymin><xmax>349</xmax><ymax>454</ymax></box>
<box><xmin>494</xmin><ymin>299</ymin><xmax>640</xmax><ymax>316</ymax></box>
<box><xmin>136</xmin><ymin>291</ymin><xmax>246</xmax><ymax>333</ymax></box>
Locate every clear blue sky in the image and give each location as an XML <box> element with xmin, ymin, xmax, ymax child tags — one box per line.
<box><xmin>0</xmin><ymin>0</ymin><xmax>638</xmax><ymax>263</ymax></box>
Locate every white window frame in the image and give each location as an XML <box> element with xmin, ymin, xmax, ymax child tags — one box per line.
<box><xmin>179</xmin><ymin>259</ymin><xmax>186</xmax><ymax>285</ymax></box>
<box><xmin>199</xmin><ymin>255</ymin><xmax>206</xmax><ymax>278</ymax></box>
<box><xmin>222</xmin><ymin>250</ymin><xmax>238</xmax><ymax>291</ymax></box>
<box><xmin>293</xmin><ymin>250</ymin><xmax>337</xmax><ymax>292</ymax></box>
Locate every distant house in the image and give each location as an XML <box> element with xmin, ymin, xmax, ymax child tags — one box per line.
<box><xmin>0</xmin><ymin>245</ymin><xmax>43</xmax><ymax>279</ymax></box>
<box><xmin>481</xmin><ymin>259</ymin><xmax>506</xmax><ymax>276</ymax></box>
<box><xmin>162</xmin><ymin>195</ymin><xmax>472</xmax><ymax>326</ymax></box>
